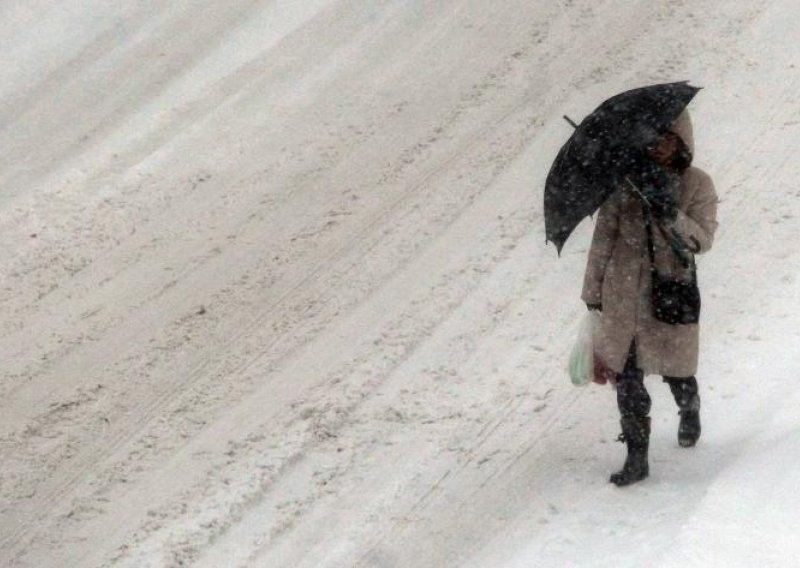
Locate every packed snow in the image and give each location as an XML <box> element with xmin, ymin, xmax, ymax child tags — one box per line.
<box><xmin>1</xmin><ymin>1</ymin><xmax>798</xmax><ymax>567</ymax></box>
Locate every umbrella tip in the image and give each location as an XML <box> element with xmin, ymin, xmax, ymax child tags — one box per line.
<box><xmin>547</xmin><ymin>239</ymin><xmax>564</xmax><ymax>256</ymax></box>
<box><xmin>563</xmin><ymin>115</ymin><xmax>579</xmax><ymax>129</ymax></box>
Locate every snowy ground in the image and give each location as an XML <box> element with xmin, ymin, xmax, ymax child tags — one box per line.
<box><xmin>1</xmin><ymin>1</ymin><xmax>799</xmax><ymax>567</ymax></box>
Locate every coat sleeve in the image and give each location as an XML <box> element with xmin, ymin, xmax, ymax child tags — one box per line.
<box><xmin>581</xmin><ymin>196</ymin><xmax>619</xmax><ymax>305</ymax></box>
<box><xmin>671</xmin><ymin>169</ymin><xmax>719</xmax><ymax>254</ymax></box>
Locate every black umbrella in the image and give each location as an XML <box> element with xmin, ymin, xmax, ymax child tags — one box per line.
<box><xmin>544</xmin><ymin>81</ymin><xmax>701</xmax><ymax>253</ymax></box>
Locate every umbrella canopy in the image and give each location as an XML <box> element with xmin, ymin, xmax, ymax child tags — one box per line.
<box><xmin>544</xmin><ymin>81</ymin><xmax>700</xmax><ymax>253</ymax></box>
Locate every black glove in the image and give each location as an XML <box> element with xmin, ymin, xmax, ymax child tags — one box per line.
<box><xmin>640</xmin><ymin>183</ymin><xmax>678</xmax><ymax>221</ymax></box>
<box><xmin>586</xmin><ymin>303</ymin><xmax>602</xmax><ymax>312</ymax></box>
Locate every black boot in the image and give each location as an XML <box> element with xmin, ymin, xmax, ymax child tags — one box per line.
<box><xmin>610</xmin><ymin>415</ymin><xmax>651</xmax><ymax>486</ymax></box>
<box><xmin>665</xmin><ymin>377</ymin><xmax>701</xmax><ymax>447</ymax></box>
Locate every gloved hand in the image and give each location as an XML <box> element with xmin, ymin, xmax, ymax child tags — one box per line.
<box><xmin>586</xmin><ymin>303</ymin><xmax>602</xmax><ymax>312</ymax></box>
<box><xmin>640</xmin><ymin>183</ymin><xmax>678</xmax><ymax>221</ymax></box>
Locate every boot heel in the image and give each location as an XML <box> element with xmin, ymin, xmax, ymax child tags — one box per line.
<box><xmin>666</xmin><ymin>377</ymin><xmax>701</xmax><ymax>447</ymax></box>
<box><xmin>678</xmin><ymin>408</ymin><xmax>701</xmax><ymax>447</ymax></box>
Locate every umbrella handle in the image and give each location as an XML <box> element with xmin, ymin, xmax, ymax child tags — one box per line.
<box><xmin>624</xmin><ymin>177</ymin><xmax>692</xmax><ymax>268</ymax></box>
<box><xmin>624</xmin><ymin>176</ymin><xmax>646</xmax><ymax>200</ymax></box>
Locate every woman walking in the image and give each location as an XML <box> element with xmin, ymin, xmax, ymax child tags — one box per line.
<box><xmin>581</xmin><ymin>111</ymin><xmax>719</xmax><ymax>486</ymax></box>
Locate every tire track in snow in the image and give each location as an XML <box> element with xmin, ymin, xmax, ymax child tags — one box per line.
<box><xmin>0</xmin><ymin>38</ymin><xmax>546</xmax><ymax>566</ymax></box>
<box><xmin>193</xmin><ymin>222</ymin><xmax>547</xmax><ymax>568</ymax></box>
<box><xmin>98</xmin><ymin>88</ymin><xmax>547</xmax><ymax>568</ymax></box>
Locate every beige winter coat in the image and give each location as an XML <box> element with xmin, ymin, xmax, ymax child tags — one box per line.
<box><xmin>581</xmin><ymin>115</ymin><xmax>718</xmax><ymax>378</ymax></box>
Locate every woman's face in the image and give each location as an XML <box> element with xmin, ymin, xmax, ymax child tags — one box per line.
<box><xmin>648</xmin><ymin>132</ymin><xmax>680</xmax><ymax>166</ymax></box>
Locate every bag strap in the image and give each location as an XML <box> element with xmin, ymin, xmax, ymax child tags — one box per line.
<box><xmin>643</xmin><ymin>208</ymin><xmax>658</xmax><ymax>273</ymax></box>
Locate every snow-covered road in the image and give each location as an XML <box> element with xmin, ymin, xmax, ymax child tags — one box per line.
<box><xmin>1</xmin><ymin>1</ymin><xmax>799</xmax><ymax>566</ymax></box>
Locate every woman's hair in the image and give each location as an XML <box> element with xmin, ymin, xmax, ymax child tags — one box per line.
<box><xmin>666</xmin><ymin>131</ymin><xmax>693</xmax><ymax>172</ymax></box>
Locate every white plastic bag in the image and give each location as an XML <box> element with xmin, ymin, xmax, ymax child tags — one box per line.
<box><xmin>567</xmin><ymin>311</ymin><xmax>599</xmax><ymax>386</ymax></box>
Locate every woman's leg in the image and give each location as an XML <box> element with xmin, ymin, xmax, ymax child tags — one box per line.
<box><xmin>611</xmin><ymin>343</ymin><xmax>651</xmax><ymax>486</ymax></box>
<box><xmin>617</xmin><ymin>345</ymin><xmax>652</xmax><ymax>419</ymax></box>
<box><xmin>663</xmin><ymin>376</ymin><xmax>701</xmax><ymax>447</ymax></box>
